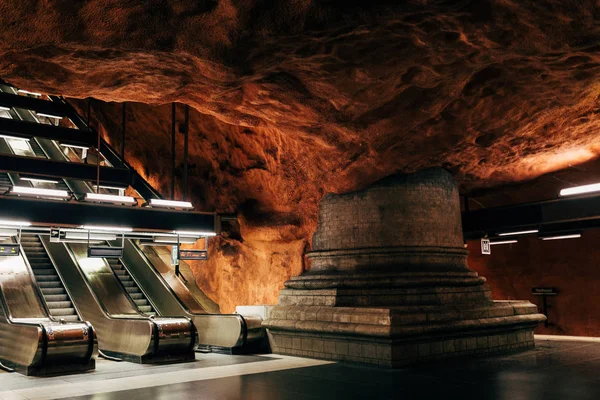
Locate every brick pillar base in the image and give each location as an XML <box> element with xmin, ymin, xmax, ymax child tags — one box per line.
<box><xmin>263</xmin><ymin>168</ymin><xmax>545</xmax><ymax>367</ymax></box>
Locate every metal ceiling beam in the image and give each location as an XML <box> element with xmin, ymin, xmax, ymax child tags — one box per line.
<box><xmin>0</xmin><ymin>196</ymin><xmax>216</xmax><ymax>232</ymax></box>
<box><xmin>462</xmin><ymin>194</ymin><xmax>600</xmax><ymax>239</ymax></box>
<box><xmin>0</xmin><ymin>118</ymin><xmax>96</xmax><ymax>147</ymax></box>
<box><xmin>0</xmin><ymin>154</ymin><xmax>131</xmax><ymax>186</ymax></box>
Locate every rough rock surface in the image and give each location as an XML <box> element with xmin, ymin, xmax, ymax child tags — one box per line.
<box><xmin>1</xmin><ymin>1</ymin><xmax>599</xmax><ymax>311</ymax></box>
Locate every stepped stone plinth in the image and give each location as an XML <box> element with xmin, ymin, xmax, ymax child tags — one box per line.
<box><xmin>263</xmin><ymin>168</ymin><xmax>545</xmax><ymax>367</ymax></box>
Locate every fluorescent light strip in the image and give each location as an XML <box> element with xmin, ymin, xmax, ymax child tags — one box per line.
<box><xmin>20</xmin><ymin>177</ymin><xmax>60</xmax><ymax>184</ymax></box>
<box><xmin>498</xmin><ymin>229</ymin><xmax>538</xmax><ymax>237</ymax></box>
<box><xmin>11</xmin><ymin>186</ymin><xmax>70</xmax><ymax>199</ymax></box>
<box><xmin>149</xmin><ymin>199</ymin><xmax>194</xmax><ymax>209</ymax></box>
<box><xmin>64</xmin><ymin>231</ymin><xmax>117</xmax><ymax>241</ymax></box>
<box><xmin>17</xmin><ymin>89</ymin><xmax>41</xmax><ymax>96</ymax></box>
<box><xmin>0</xmin><ymin>134</ymin><xmax>29</xmax><ymax>141</ymax></box>
<box><xmin>92</xmin><ymin>184</ymin><xmax>128</xmax><ymax>191</ymax></box>
<box><xmin>84</xmin><ymin>193</ymin><xmax>136</xmax><ymax>205</ymax></box>
<box><xmin>82</xmin><ymin>225</ymin><xmax>133</xmax><ymax>232</ymax></box>
<box><xmin>36</xmin><ymin>113</ymin><xmax>62</xmax><ymax>120</ymax></box>
<box><xmin>541</xmin><ymin>234</ymin><xmax>581</xmax><ymax>241</ymax></box>
<box><xmin>490</xmin><ymin>240</ymin><xmax>518</xmax><ymax>246</ymax></box>
<box><xmin>0</xmin><ymin>220</ymin><xmax>31</xmax><ymax>227</ymax></box>
<box><xmin>174</xmin><ymin>230</ymin><xmax>217</xmax><ymax>237</ymax></box>
<box><xmin>560</xmin><ymin>183</ymin><xmax>600</xmax><ymax>197</ymax></box>
<box><xmin>153</xmin><ymin>235</ymin><xmax>198</xmax><ymax>244</ymax></box>
<box><xmin>0</xmin><ymin>106</ymin><xmax>10</xmax><ymax>111</ymax></box>
<box><xmin>60</xmin><ymin>143</ymin><xmax>89</xmax><ymax>150</ymax></box>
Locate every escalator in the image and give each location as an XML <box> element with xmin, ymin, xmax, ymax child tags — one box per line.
<box><xmin>107</xmin><ymin>259</ymin><xmax>156</xmax><ymax>317</ymax></box>
<box><xmin>116</xmin><ymin>240</ymin><xmax>264</xmax><ymax>352</ymax></box>
<box><xmin>21</xmin><ymin>236</ymin><xmax>79</xmax><ymax>322</ymax></box>
<box><xmin>42</xmin><ymin>236</ymin><xmax>196</xmax><ymax>363</ymax></box>
<box><xmin>0</xmin><ymin>239</ymin><xmax>96</xmax><ymax>375</ymax></box>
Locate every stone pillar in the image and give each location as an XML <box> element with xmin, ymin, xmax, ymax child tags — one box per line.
<box><xmin>263</xmin><ymin>168</ymin><xmax>545</xmax><ymax>367</ymax></box>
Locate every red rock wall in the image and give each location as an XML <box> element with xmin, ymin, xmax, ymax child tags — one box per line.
<box><xmin>468</xmin><ymin>233</ymin><xmax>600</xmax><ymax>336</ymax></box>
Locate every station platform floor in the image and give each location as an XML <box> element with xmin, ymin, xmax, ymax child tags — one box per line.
<box><xmin>1</xmin><ymin>337</ymin><xmax>600</xmax><ymax>399</ymax></box>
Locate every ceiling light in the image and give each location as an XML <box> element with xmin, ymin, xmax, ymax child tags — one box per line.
<box><xmin>490</xmin><ymin>240</ymin><xmax>518</xmax><ymax>246</ymax></box>
<box><xmin>10</xmin><ymin>186</ymin><xmax>70</xmax><ymax>199</ymax></box>
<box><xmin>82</xmin><ymin>225</ymin><xmax>133</xmax><ymax>232</ymax></box>
<box><xmin>152</xmin><ymin>235</ymin><xmax>198</xmax><ymax>244</ymax></box>
<box><xmin>497</xmin><ymin>230</ymin><xmax>538</xmax><ymax>237</ymax></box>
<box><xmin>19</xmin><ymin>176</ymin><xmax>60</xmax><ymax>184</ymax></box>
<box><xmin>541</xmin><ymin>234</ymin><xmax>581</xmax><ymax>241</ymax></box>
<box><xmin>60</xmin><ymin>143</ymin><xmax>89</xmax><ymax>150</ymax></box>
<box><xmin>84</xmin><ymin>193</ymin><xmax>136</xmax><ymax>205</ymax></box>
<box><xmin>174</xmin><ymin>230</ymin><xmax>217</xmax><ymax>237</ymax></box>
<box><xmin>36</xmin><ymin>113</ymin><xmax>62</xmax><ymax>120</ymax></box>
<box><xmin>64</xmin><ymin>231</ymin><xmax>117</xmax><ymax>241</ymax></box>
<box><xmin>0</xmin><ymin>220</ymin><xmax>31</xmax><ymax>227</ymax></box>
<box><xmin>0</xmin><ymin>134</ymin><xmax>29</xmax><ymax>141</ymax></box>
<box><xmin>17</xmin><ymin>89</ymin><xmax>41</xmax><ymax>96</ymax></box>
<box><xmin>149</xmin><ymin>199</ymin><xmax>193</xmax><ymax>210</ymax></box>
<box><xmin>559</xmin><ymin>183</ymin><xmax>600</xmax><ymax>197</ymax></box>
<box><xmin>0</xmin><ymin>106</ymin><xmax>11</xmax><ymax>111</ymax></box>
<box><xmin>92</xmin><ymin>184</ymin><xmax>128</xmax><ymax>191</ymax></box>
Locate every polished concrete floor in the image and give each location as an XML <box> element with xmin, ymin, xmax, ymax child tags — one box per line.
<box><xmin>2</xmin><ymin>338</ymin><xmax>600</xmax><ymax>399</ymax></box>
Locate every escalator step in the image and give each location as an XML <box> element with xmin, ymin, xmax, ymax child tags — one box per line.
<box><xmin>129</xmin><ymin>293</ymin><xmax>144</xmax><ymax>299</ymax></box>
<box><xmin>125</xmin><ymin>286</ymin><xmax>141</xmax><ymax>293</ymax></box>
<box><xmin>121</xmin><ymin>281</ymin><xmax>135</xmax><ymax>287</ymax></box>
<box><xmin>44</xmin><ymin>294</ymin><xmax>69</xmax><ymax>302</ymax></box>
<box><xmin>119</xmin><ymin>276</ymin><xmax>132</xmax><ymax>281</ymax></box>
<box><xmin>138</xmin><ymin>305</ymin><xmax>152</xmax><ymax>313</ymax></box>
<box><xmin>31</xmin><ymin>268</ymin><xmax>56</xmax><ymax>275</ymax></box>
<box><xmin>41</xmin><ymin>287</ymin><xmax>65</xmax><ymax>295</ymax></box>
<box><xmin>114</xmin><ymin>270</ymin><xmax>128</xmax><ymax>276</ymax></box>
<box><xmin>56</xmin><ymin>315</ymin><xmax>79</xmax><ymax>322</ymax></box>
<box><xmin>38</xmin><ymin>281</ymin><xmax>62</xmax><ymax>288</ymax></box>
<box><xmin>50</xmin><ymin>308</ymin><xmax>76</xmax><ymax>316</ymax></box>
<box><xmin>35</xmin><ymin>275</ymin><xmax>60</xmax><ymax>282</ymax></box>
<box><xmin>47</xmin><ymin>301</ymin><xmax>73</xmax><ymax>309</ymax></box>
<box><xmin>146</xmin><ymin>312</ymin><xmax>156</xmax><ymax>317</ymax></box>
<box><xmin>134</xmin><ymin>299</ymin><xmax>149</xmax><ymax>306</ymax></box>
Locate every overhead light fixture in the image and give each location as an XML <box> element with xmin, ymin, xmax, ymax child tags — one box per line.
<box><xmin>174</xmin><ymin>230</ymin><xmax>217</xmax><ymax>237</ymax></box>
<box><xmin>64</xmin><ymin>231</ymin><xmax>117</xmax><ymax>241</ymax></box>
<box><xmin>36</xmin><ymin>113</ymin><xmax>62</xmax><ymax>120</ymax></box>
<box><xmin>149</xmin><ymin>199</ymin><xmax>194</xmax><ymax>210</ymax></box>
<box><xmin>0</xmin><ymin>106</ymin><xmax>11</xmax><ymax>111</ymax></box>
<box><xmin>19</xmin><ymin>176</ymin><xmax>60</xmax><ymax>184</ymax></box>
<box><xmin>82</xmin><ymin>225</ymin><xmax>133</xmax><ymax>232</ymax></box>
<box><xmin>10</xmin><ymin>186</ymin><xmax>70</xmax><ymax>199</ymax></box>
<box><xmin>559</xmin><ymin>183</ymin><xmax>600</xmax><ymax>197</ymax></box>
<box><xmin>152</xmin><ymin>235</ymin><xmax>198</xmax><ymax>244</ymax></box>
<box><xmin>84</xmin><ymin>193</ymin><xmax>136</xmax><ymax>205</ymax></box>
<box><xmin>497</xmin><ymin>229</ymin><xmax>538</xmax><ymax>237</ymax></box>
<box><xmin>490</xmin><ymin>240</ymin><xmax>518</xmax><ymax>246</ymax></box>
<box><xmin>92</xmin><ymin>184</ymin><xmax>128</xmax><ymax>191</ymax></box>
<box><xmin>17</xmin><ymin>89</ymin><xmax>41</xmax><ymax>96</ymax></box>
<box><xmin>0</xmin><ymin>134</ymin><xmax>29</xmax><ymax>141</ymax></box>
<box><xmin>60</xmin><ymin>143</ymin><xmax>90</xmax><ymax>150</ymax></box>
<box><xmin>0</xmin><ymin>220</ymin><xmax>31</xmax><ymax>227</ymax></box>
<box><xmin>541</xmin><ymin>234</ymin><xmax>582</xmax><ymax>241</ymax></box>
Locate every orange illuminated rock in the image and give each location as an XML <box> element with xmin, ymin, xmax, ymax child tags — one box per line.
<box><xmin>1</xmin><ymin>1</ymin><xmax>599</xmax><ymax>311</ymax></box>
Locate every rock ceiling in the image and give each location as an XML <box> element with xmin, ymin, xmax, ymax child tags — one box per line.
<box><xmin>1</xmin><ymin>0</ymin><xmax>599</xmax><ymax>311</ymax></box>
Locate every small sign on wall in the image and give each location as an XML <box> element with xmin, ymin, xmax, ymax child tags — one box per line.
<box><xmin>481</xmin><ymin>238</ymin><xmax>491</xmax><ymax>255</ymax></box>
<box><xmin>532</xmin><ymin>287</ymin><xmax>558</xmax><ymax>296</ymax></box>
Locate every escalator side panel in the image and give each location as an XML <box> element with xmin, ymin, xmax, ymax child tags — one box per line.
<box><xmin>0</xmin><ymin>251</ymin><xmax>96</xmax><ymax>375</ymax></box>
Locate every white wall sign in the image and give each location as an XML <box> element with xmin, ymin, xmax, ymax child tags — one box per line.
<box><xmin>481</xmin><ymin>238</ymin><xmax>491</xmax><ymax>255</ymax></box>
